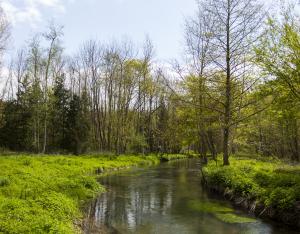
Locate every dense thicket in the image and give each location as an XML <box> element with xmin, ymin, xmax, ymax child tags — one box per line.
<box><xmin>0</xmin><ymin>1</ymin><xmax>299</xmax><ymax>163</ymax></box>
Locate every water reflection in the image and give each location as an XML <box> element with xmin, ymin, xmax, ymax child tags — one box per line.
<box><xmin>84</xmin><ymin>159</ymin><xmax>296</xmax><ymax>234</ymax></box>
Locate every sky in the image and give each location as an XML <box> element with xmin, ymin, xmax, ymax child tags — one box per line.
<box><xmin>1</xmin><ymin>0</ymin><xmax>197</xmax><ymax>61</ymax></box>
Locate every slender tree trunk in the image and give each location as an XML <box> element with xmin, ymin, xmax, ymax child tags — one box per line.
<box><xmin>42</xmin><ymin>38</ymin><xmax>55</xmax><ymax>154</ymax></box>
<box><xmin>223</xmin><ymin>1</ymin><xmax>231</xmax><ymax>166</ymax></box>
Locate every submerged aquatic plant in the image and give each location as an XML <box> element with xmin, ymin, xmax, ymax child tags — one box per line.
<box><xmin>188</xmin><ymin>199</ymin><xmax>256</xmax><ymax>224</ymax></box>
<box><xmin>215</xmin><ymin>213</ymin><xmax>256</xmax><ymax>224</ymax></box>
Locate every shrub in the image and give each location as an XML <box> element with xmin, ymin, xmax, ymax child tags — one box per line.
<box><xmin>266</xmin><ymin>187</ymin><xmax>296</xmax><ymax>209</ymax></box>
<box><xmin>254</xmin><ymin>171</ymin><xmax>272</xmax><ymax>187</ymax></box>
<box><xmin>204</xmin><ymin>157</ymin><xmax>300</xmax><ymax>211</ymax></box>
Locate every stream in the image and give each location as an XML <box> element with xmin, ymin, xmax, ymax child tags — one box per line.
<box><xmin>84</xmin><ymin>159</ymin><xmax>297</xmax><ymax>234</ymax></box>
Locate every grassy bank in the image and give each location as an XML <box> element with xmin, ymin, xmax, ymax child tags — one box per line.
<box><xmin>0</xmin><ymin>154</ymin><xmax>188</xmax><ymax>233</ymax></box>
<box><xmin>203</xmin><ymin>156</ymin><xmax>300</xmax><ymax>227</ymax></box>
<box><xmin>160</xmin><ymin>154</ymin><xmax>193</xmax><ymax>161</ymax></box>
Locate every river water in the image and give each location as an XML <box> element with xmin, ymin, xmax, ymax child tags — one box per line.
<box><xmin>84</xmin><ymin>159</ymin><xmax>297</xmax><ymax>234</ymax></box>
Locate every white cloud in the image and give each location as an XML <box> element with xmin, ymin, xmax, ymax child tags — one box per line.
<box><xmin>27</xmin><ymin>0</ymin><xmax>65</xmax><ymax>12</ymax></box>
<box><xmin>2</xmin><ymin>2</ymin><xmax>41</xmax><ymax>26</ymax></box>
<box><xmin>1</xmin><ymin>0</ymin><xmax>70</xmax><ymax>26</ymax></box>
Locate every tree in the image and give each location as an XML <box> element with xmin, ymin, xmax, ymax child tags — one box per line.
<box><xmin>41</xmin><ymin>25</ymin><xmax>63</xmax><ymax>153</ymax></box>
<box><xmin>251</xmin><ymin>4</ymin><xmax>300</xmax><ymax>161</ymax></box>
<box><xmin>49</xmin><ymin>74</ymin><xmax>71</xmax><ymax>151</ymax></box>
<box><xmin>0</xmin><ymin>7</ymin><xmax>10</xmax><ymax>67</ymax></box>
<box><xmin>66</xmin><ymin>93</ymin><xmax>90</xmax><ymax>155</ymax></box>
<box><xmin>255</xmin><ymin>4</ymin><xmax>300</xmax><ymax>101</ymax></box>
<box><xmin>184</xmin><ymin>1</ymin><xmax>216</xmax><ymax>160</ymax></box>
<box><xmin>191</xmin><ymin>0</ymin><xmax>264</xmax><ymax>165</ymax></box>
<box><xmin>0</xmin><ymin>76</ymin><xmax>32</xmax><ymax>151</ymax></box>
<box><xmin>0</xmin><ymin>6</ymin><xmax>10</xmax><ymax>133</ymax></box>
<box><xmin>26</xmin><ymin>38</ymin><xmax>43</xmax><ymax>153</ymax></box>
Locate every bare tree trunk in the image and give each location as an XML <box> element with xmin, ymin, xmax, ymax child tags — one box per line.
<box><xmin>42</xmin><ymin>26</ymin><xmax>62</xmax><ymax>153</ymax></box>
<box><xmin>223</xmin><ymin>3</ymin><xmax>231</xmax><ymax>165</ymax></box>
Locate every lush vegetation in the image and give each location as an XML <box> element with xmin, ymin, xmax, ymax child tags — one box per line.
<box><xmin>0</xmin><ymin>0</ymin><xmax>299</xmax><ymax>231</ymax></box>
<box><xmin>203</xmin><ymin>156</ymin><xmax>300</xmax><ymax>210</ymax></box>
<box><xmin>0</xmin><ymin>154</ymin><xmax>173</xmax><ymax>233</ymax></box>
<box><xmin>0</xmin><ymin>0</ymin><xmax>299</xmax><ymax>166</ymax></box>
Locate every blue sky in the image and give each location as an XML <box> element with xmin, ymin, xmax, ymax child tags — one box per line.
<box><xmin>2</xmin><ymin>0</ymin><xmax>197</xmax><ymax>61</ymax></box>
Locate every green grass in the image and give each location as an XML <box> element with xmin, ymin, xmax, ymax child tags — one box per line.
<box><xmin>160</xmin><ymin>154</ymin><xmax>194</xmax><ymax>161</ymax></box>
<box><xmin>0</xmin><ymin>153</ymin><xmax>188</xmax><ymax>233</ymax></box>
<box><xmin>203</xmin><ymin>156</ymin><xmax>300</xmax><ymax>211</ymax></box>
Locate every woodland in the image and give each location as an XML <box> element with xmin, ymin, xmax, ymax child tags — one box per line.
<box><xmin>0</xmin><ymin>0</ymin><xmax>299</xmax><ymax>233</ymax></box>
<box><xmin>0</xmin><ymin>0</ymin><xmax>299</xmax><ymax>165</ymax></box>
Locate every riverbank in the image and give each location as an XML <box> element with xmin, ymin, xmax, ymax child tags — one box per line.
<box><xmin>0</xmin><ymin>154</ymin><xmax>188</xmax><ymax>233</ymax></box>
<box><xmin>203</xmin><ymin>156</ymin><xmax>300</xmax><ymax>228</ymax></box>
<box><xmin>84</xmin><ymin>157</ymin><xmax>289</xmax><ymax>234</ymax></box>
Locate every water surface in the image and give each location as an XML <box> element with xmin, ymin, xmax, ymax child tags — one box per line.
<box><xmin>84</xmin><ymin>159</ymin><xmax>297</xmax><ymax>234</ymax></box>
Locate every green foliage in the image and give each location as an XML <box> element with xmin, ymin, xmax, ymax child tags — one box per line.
<box><xmin>0</xmin><ymin>101</ymin><xmax>32</xmax><ymax>151</ymax></box>
<box><xmin>247</xmin><ymin>7</ymin><xmax>300</xmax><ymax>161</ymax></box>
<box><xmin>160</xmin><ymin>154</ymin><xmax>192</xmax><ymax>161</ymax></box>
<box><xmin>0</xmin><ymin>154</ymin><xmax>174</xmax><ymax>233</ymax></box>
<box><xmin>255</xmin><ymin>12</ymin><xmax>300</xmax><ymax>102</ymax></box>
<box><xmin>66</xmin><ymin>93</ymin><xmax>91</xmax><ymax>155</ymax></box>
<box><xmin>204</xmin><ymin>157</ymin><xmax>300</xmax><ymax>210</ymax></box>
<box><xmin>48</xmin><ymin>75</ymin><xmax>71</xmax><ymax>152</ymax></box>
<box><xmin>265</xmin><ymin>188</ymin><xmax>296</xmax><ymax>210</ymax></box>
<box><xmin>0</xmin><ymin>177</ymin><xmax>10</xmax><ymax>187</ymax></box>
<box><xmin>127</xmin><ymin>132</ymin><xmax>148</xmax><ymax>154</ymax></box>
